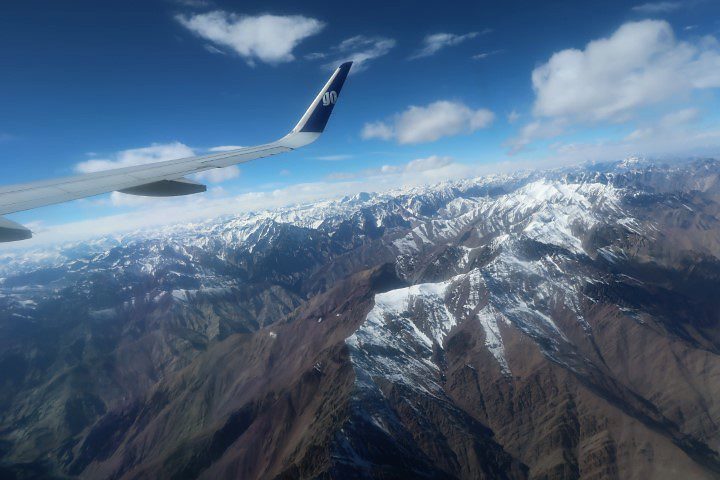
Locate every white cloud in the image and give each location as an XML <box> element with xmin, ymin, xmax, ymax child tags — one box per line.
<box><xmin>204</xmin><ymin>44</ymin><xmax>226</xmax><ymax>55</ymax></box>
<box><xmin>658</xmin><ymin>107</ymin><xmax>700</xmax><ymax>126</ymax></box>
<box><xmin>531</xmin><ymin>20</ymin><xmax>720</xmax><ymax>122</ymax></box>
<box><xmin>472</xmin><ymin>49</ymin><xmax>503</xmax><ymax>60</ymax></box>
<box><xmin>320</xmin><ymin>35</ymin><xmax>396</xmax><ymax>72</ymax></box>
<box><xmin>327</xmin><ymin>155</ymin><xmax>459</xmax><ymax>181</ymax></box>
<box><xmin>410</xmin><ymin>32</ymin><xmax>479</xmax><ymax>59</ymax></box>
<box><xmin>361</xmin><ymin>121</ymin><xmax>394</xmax><ymax>141</ymax></box>
<box><xmin>362</xmin><ymin>101</ymin><xmax>494</xmax><ymax>144</ymax></box>
<box><xmin>625</xmin><ymin>107</ymin><xmax>699</xmax><ymax>140</ymax></box>
<box><xmin>507</xmin><ymin>110</ymin><xmax>520</xmax><ymax>123</ymax></box>
<box><xmin>192</xmin><ymin>165</ymin><xmax>240</xmax><ymax>183</ymax></box>
<box><xmin>74</xmin><ymin>142</ymin><xmax>195</xmax><ymax>173</ymax></box>
<box><xmin>176</xmin><ymin>11</ymin><xmax>324</xmax><ymax>65</ymax></box>
<box><xmin>109</xmin><ymin>191</ymin><xmax>158</xmax><ymax>208</ymax></box>
<box><xmin>371</xmin><ymin>155</ymin><xmax>455</xmax><ymax>175</ymax></box>
<box><xmin>403</xmin><ymin>155</ymin><xmax>454</xmax><ymax>172</ymax></box>
<box><xmin>305</xmin><ymin>52</ymin><xmax>327</xmax><ymax>60</ymax></box>
<box><xmin>506</xmin><ymin>119</ymin><xmax>566</xmax><ymax>153</ymax></box>
<box><xmin>631</xmin><ymin>2</ymin><xmax>682</xmax><ymax>13</ymax></box>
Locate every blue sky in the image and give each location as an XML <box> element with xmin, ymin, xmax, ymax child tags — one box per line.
<box><xmin>2</xmin><ymin>0</ymin><xmax>720</xmax><ymax>245</ymax></box>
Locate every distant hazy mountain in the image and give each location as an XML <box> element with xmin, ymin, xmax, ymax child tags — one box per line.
<box><xmin>2</xmin><ymin>158</ymin><xmax>720</xmax><ymax>479</ymax></box>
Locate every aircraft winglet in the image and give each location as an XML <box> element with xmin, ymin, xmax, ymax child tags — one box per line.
<box><xmin>292</xmin><ymin>62</ymin><xmax>353</xmax><ymax>134</ymax></box>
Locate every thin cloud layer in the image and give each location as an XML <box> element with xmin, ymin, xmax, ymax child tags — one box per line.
<box><xmin>176</xmin><ymin>11</ymin><xmax>324</xmax><ymax>65</ymax></box>
<box><xmin>362</xmin><ymin>101</ymin><xmax>495</xmax><ymax>144</ymax></box>
<box><xmin>631</xmin><ymin>2</ymin><xmax>682</xmax><ymax>13</ymax></box>
<box><xmin>393</xmin><ymin>155</ymin><xmax>454</xmax><ymax>172</ymax></box>
<box><xmin>472</xmin><ymin>49</ymin><xmax>503</xmax><ymax>60</ymax></box>
<box><xmin>327</xmin><ymin>155</ymin><xmax>456</xmax><ymax>179</ymax></box>
<box><xmin>506</xmin><ymin>119</ymin><xmax>566</xmax><ymax>154</ymax></box>
<box><xmin>321</xmin><ymin>35</ymin><xmax>396</xmax><ymax>72</ymax></box>
<box><xmin>316</xmin><ymin>154</ymin><xmax>354</xmax><ymax>161</ymax></box>
<box><xmin>410</xmin><ymin>32</ymin><xmax>480</xmax><ymax>59</ymax></box>
<box><xmin>625</xmin><ymin>107</ymin><xmax>699</xmax><ymax>140</ymax></box>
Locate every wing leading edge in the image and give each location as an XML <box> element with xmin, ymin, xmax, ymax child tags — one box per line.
<box><xmin>0</xmin><ymin>62</ymin><xmax>353</xmax><ymax>242</ymax></box>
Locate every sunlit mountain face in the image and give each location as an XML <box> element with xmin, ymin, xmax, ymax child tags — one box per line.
<box><xmin>2</xmin><ymin>158</ymin><xmax>720</xmax><ymax>479</ymax></box>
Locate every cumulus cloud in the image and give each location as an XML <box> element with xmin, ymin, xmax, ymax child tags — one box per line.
<box><xmin>631</xmin><ymin>2</ymin><xmax>682</xmax><ymax>13</ymax></box>
<box><xmin>531</xmin><ymin>20</ymin><xmax>720</xmax><ymax>122</ymax></box>
<box><xmin>321</xmin><ymin>35</ymin><xmax>396</xmax><ymax>72</ymax></box>
<box><xmin>362</xmin><ymin>101</ymin><xmax>494</xmax><ymax>144</ymax></box>
<box><xmin>509</xmin><ymin>20</ymin><xmax>720</xmax><ymax>152</ymax></box>
<box><xmin>75</xmin><ymin>142</ymin><xmax>195</xmax><ymax>173</ymax></box>
<box><xmin>176</xmin><ymin>11</ymin><xmax>324</xmax><ymax>65</ymax></box>
<box><xmin>410</xmin><ymin>32</ymin><xmax>480</xmax><ymax>59</ymax></box>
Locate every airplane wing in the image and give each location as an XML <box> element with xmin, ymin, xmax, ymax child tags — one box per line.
<box><xmin>0</xmin><ymin>62</ymin><xmax>353</xmax><ymax>242</ymax></box>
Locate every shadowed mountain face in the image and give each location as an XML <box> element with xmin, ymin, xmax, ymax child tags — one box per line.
<box><xmin>1</xmin><ymin>158</ymin><xmax>720</xmax><ymax>479</ymax></box>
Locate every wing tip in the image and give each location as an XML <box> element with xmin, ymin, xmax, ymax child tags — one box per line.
<box><xmin>292</xmin><ymin>62</ymin><xmax>353</xmax><ymax>135</ymax></box>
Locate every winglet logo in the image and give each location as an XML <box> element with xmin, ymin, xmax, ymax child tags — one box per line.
<box><xmin>322</xmin><ymin>91</ymin><xmax>338</xmax><ymax>106</ymax></box>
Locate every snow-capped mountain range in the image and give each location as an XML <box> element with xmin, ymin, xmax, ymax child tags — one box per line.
<box><xmin>1</xmin><ymin>157</ymin><xmax>720</xmax><ymax>479</ymax></box>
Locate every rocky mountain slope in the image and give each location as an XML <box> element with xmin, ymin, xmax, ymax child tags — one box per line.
<box><xmin>1</xmin><ymin>158</ymin><xmax>720</xmax><ymax>479</ymax></box>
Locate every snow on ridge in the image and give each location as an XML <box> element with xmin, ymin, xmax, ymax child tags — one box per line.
<box><xmin>391</xmin><ymin>178</ymin><xmax>626</xmax><ymax>256</ymax></box>
<box><xmin>372</xmin><ymin>281</ymin><xmax>455</xmax><ymax>346</ymax></box>
<box><xmin>477</xmin><ymin>305</ymin><xmax>511</xmax><ymax>375</ymax></box>
<box><xmin>346</xmin><ymin>280</ymin><xmax>458</xmax><ymax>394</ymax></box>
<box><xmin>348</xmin><ymin>272</ymin><xmax>517</xmax><ymax>389</ymax></box>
